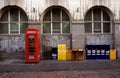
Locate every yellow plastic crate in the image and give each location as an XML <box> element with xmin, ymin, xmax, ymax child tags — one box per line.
<box><xmin>58</xmin><ymin>44</ymin><xmax>63</xmax><ymax>52</ymax></box>
<box><xmin>58</xmin><ymin>44</ymin><xmax>67</xmax><ymax>51</ymax></box>
<box><xmin>58</xmin><ymin>52</ymin><xmax>67</xmax><ymax>60</ymax></box>
<box><xmin>66</xmin><ymin>50</ymin><xmax>73</xmax><ymax>60</ymax></box>
<box><xmin>110</xmin><ymin>49</ymin><xmax>117</xmax><ymax>60</ymax></box>
<box><xmin>57</xmin><ymin>44</ymin><xmax>67</xmax><ymax>60</ymax></box>
<box><xmin>62</xmin><ymin>44</ymin><xmax>67</xmax><ymax>51</ymax></box>
<box><xmin>62</xmin><ymin>52</ymin><xmax>67</xmax><ymax>60</ymax></box>
<box><xmin>58</xmin><ymin>52</ymin><xmax>63</xmax><ymax>60</ymax></box>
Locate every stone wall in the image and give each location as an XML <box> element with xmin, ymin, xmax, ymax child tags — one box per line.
<box><xmin>41</xmin><ymin>34</ymin><xmax>72</xmax><ymax>59</ymax></box>
<box><xmin>0</xmin><ymin>0</ymin><xmax>120</xmax><ymax>20</ymax></box>
<box><xmin>0</xmin><ymin>35</ymin><xmax>25</xmax><ymax>60</ymax></box>
<box><xmin>86</xmin><ymin>34</ymin><xmax>113</xmax><ymax>48</ymax></box>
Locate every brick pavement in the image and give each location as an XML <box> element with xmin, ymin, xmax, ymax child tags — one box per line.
<box><xmin>1</xmin><ymin>69</ymin><xmax>120</xmax><ymax>78</ymax></box>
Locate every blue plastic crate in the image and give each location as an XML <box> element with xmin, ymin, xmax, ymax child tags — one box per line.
<box><xmin>86</xmin><ymin>45</ymin><xmax>110</xmax><ymax>60</ymax></box>
<box><xmin>105</xmin><ymin>50</ymin><xmax>110</xmax><ymax>59</ymax></box>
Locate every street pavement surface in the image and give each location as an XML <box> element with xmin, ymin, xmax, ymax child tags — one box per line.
<box><xmin>0</xmin><ymin>59</ymin><xmax>120</xmax><ymax>78</ymax></box>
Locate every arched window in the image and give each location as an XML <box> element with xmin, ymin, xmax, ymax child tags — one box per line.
<box><xmin>43</xmin><ymin>7</ymin><xmax>70</xmax><ymax>34</ymax></box>
<box><xmin>85</xmin><ymin>7</ymin><xmax>111</xmax><ymax>33</ymax></box>
<box><xmin>0</xmin><ymin>6</ymin><xmax>28</xmax><ymax>34</ymax></box>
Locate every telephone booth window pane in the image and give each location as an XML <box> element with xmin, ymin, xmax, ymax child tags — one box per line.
<box><xmin>29</xmin><ymin>35</ymin><xmax>35</xmax><ymax>41</ymax></box>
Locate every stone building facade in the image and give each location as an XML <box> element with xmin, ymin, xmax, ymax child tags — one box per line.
<box><xmin>0</xmin><ymin>0</ymin><xmax>120</xmax><ymax>60</ymax></box>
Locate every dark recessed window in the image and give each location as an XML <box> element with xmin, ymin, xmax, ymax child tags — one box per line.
<box><xmin>43</xmin><ymin>8</ymin><xmax>70</xmax><ymax>34</ymax></box>
<box><xmin>0</xmin><ymin>7</ymin><xmax>28</xmax><ymax>34</ymax></box>
<box><xmin>85</xmin><ymin>7</ymin><xmax>111</xmax><ymax>33</ymax></box>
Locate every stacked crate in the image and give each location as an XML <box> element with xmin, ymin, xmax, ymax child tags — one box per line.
<box><xmin>66</xmin><ymin>50</ymin><xmax>73</xmax><ymax>60</ymax></box>
<box><xmin>110</xmin><ymin>49</ymin><xmax>117</xmax><ymax>60</ymax></box>
<box><xmin>58</xmin><ymin>44</ymin><xmax>67</xmax><ymax>60</ymax></box>
<box><xmin>76</xmin><ymin>49</ymin><xmax>85</xmax><ymax>60</ymax></box>
<box><xmin>86</xmin><ymin>45</ymin><xmax>110</xmax><ymax>60</ymax></box>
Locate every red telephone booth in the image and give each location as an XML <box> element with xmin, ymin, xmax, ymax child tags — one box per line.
<box><xmin>25</xmin><ymin>28</ymin><xmax>40</xmax><ymax>63</ymax></box>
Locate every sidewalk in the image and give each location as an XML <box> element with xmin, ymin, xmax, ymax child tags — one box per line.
<box><xmin>0</xmin><ymin>59</ymin><xmax>120</xmax><ymax>72</ymax></box>
<box><xmin>0</xmin><ymin>59</ymin><xmax>120</xmax><ymax>78</ymax></box>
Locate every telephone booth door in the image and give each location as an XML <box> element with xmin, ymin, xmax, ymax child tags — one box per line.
<box><xmin>25</xmin><ymin>28</ymin><xmax>40</xmax><ymax>63</ymax></box>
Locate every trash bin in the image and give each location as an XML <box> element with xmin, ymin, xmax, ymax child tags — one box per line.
<box><xmin>76</xmin><ymin>49</ymin><xmax>85</xmax><ymax>60</ymax></box>
<box><xmin>51</xmin><ymin>47</ymin><xmax>57</xmax><ymax>60</ymax></box>
<box><xmin>91</xmin><ymin>45</ymin><xmax>96</xmax><ymax>59</ymax></box>
<box><xmin>100</xmin><ymin>45</ymin><xmax>106</xmax><ymax>59</ymax></box>
<box><xmin>105</xmin><ymin>45</ymin><xmax>110</xmax><ymax>59</ymax></box>
<box><xmin>96</xmin><ymin>45</ymin><xmax>101</xmax><ymax>59</ymax></box>
<box><xmin>110</xmin><ymin>49</ymin><xmax>116</xmax><ymax>60</ymax></box>
<box><xmin>58</xmin><ymin>44</ymin><xmax>67</xmax><ymax>60</ymax></box>
<box><xmin>86</xmin><ymin>45</ymin><xmax>92</xmax><ymax>59</ymax></box>
<box><xmin>66</xmin><ymin>50</ymin><xmax>73</xmax><ymax>60</ymax></box>
<box><xmin>72</xmin><ymin>48</ymin><xmax>85</xmax><ymax>60</ymax></box>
